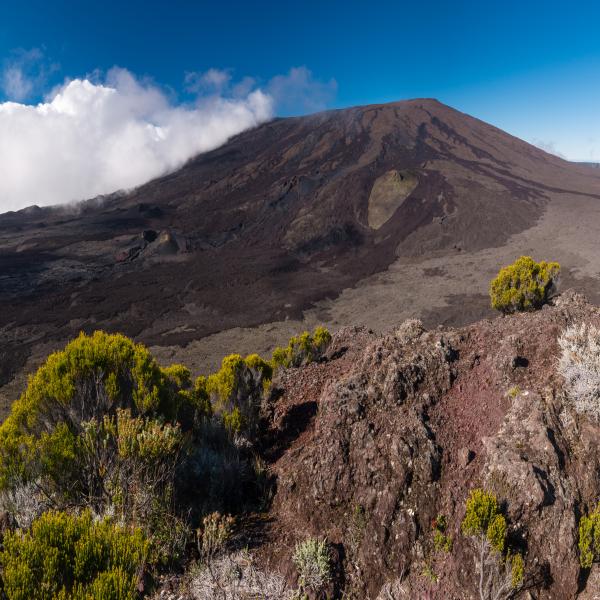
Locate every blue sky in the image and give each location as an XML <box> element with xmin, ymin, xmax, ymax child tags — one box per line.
<box><xmin>1</xmin><ymin>0</ymin><xmax>600</xmax><ymax>211</ymax></box>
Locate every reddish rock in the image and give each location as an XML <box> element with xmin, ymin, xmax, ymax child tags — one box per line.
<box><xmin>257</xmin><ymin>291</ymin><xmax>600</xmax><ymax>599</ymax></box>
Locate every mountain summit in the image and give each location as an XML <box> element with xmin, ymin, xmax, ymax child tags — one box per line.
<box><xmin>2</xmin><ymin>99</ymin><xmax>600</xmax><ymax>411</ymax></box>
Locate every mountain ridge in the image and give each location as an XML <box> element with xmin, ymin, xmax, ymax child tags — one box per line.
<box><xmin>2</xmin><ymin>98</ymin><xmax>600</xmax><ymax>416</ymax></box>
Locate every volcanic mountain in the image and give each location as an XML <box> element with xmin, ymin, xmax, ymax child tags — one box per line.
<box><xmin>2</xmin><ymin>98</ymin><xmax>600</xmax><ymax>412</ymax></box>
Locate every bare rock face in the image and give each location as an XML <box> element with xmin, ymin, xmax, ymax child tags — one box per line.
<box><xmin>269</xmin><ymin>326</ymin><xmax>459</xmax><ymax>597</ymax></box>
<box><xmin>481</xmin><ymin>390</ymin><xmax>579</xmax><ymax>598</ymax></box>
<box><xmin>261</xmin><ymin>293</ymin><xmax>600</xmax><ymax>599</ymax></box>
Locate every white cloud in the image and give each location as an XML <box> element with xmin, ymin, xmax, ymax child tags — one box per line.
<box><xmin>185</xmin><ymin>65</ymin><xmax>338</xmax><ymax>113</ymax></box>
<box><xmin>0</xmin><ymin>60</ymin><xmax>338</xmax><ymax>213</ymax></box>
<box><xmin>0</xmin><ymin>67</ymin><xmax>273</xmax><ymax>212</ymax></box>
<box><xmin>3</xmin><ymin>67</ymin><xmax>34</xmax><ymax>102</ymax></box>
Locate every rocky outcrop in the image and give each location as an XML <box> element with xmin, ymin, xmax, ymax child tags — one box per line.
<box><xmin>260</xmin><ymin>292</ymin><xmax>600</xmax><ymax>599</ymax></box>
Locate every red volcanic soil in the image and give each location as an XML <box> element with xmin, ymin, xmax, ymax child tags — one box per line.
<box><xmin>257</xmin><ymin>291</ymin><xmax>600</xmax><ymax>599</ymax></box>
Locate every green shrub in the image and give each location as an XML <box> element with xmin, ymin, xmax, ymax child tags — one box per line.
<box><xmin>204</xmin><ymin>353</ymin><xmax>272</xmax><ymax>437</ymax></box>
<box><xmin>421</xmin><ymin>562</ymin><xmax>438</xmax><ymax>583</ymax></box>
<box><xmin>78</xmin><ymin>408</ymin><xmax>184</xmax><ymax>524</ymax></box>
<box><xmin>432</xmin><ymin>514</ymin><xmax>452</xmax><ymax>553</ymax></box>
<box><xmin>0</xmin><ymin>332</ymin><xmax>193</xmax><ymax>561</ymax></box>
<box><xmin>0</xmin><ymin>331</ymin><xmax>195</xmax><ymax>487</ymax></box>
<box><xmin>490</xmin><ymin>256</ymin><xmax>560</xmax><ymax>314</ymax></box>
<box><xmin>578</xmin><ymin>504</ymin><xmax>600</xmax><ymax>568</ymax></box>
<box><xmin>222</xmin><ymin>406</ymin><xmax>245</xmax><ymax>434</ymax></box>
<box><xmin>507</xmin><ymin>386</ymin><xmax>521</xmax><ymax>399</ymax></box>
<box><xmin>461</xmin><ymin>489</ymin><xmax>524</xmax><ymax>598</ymax></box>
<box><xmin>510</xmin><ymin>552</ymin><xmax>524</xmax><ymax>588</ymax></box>
<box><xmin>0</xmin><ymin>510</ymin><xmax>148</xmax><ymax>600</ymax></box>
<box><xmin>292</xmin><ymin>537</ymin><xmax>331</xmax><ymax>593</ymax></box>
<box><xmin>271</xmin><ymin>326</ymin><xmax>332</xmax><ymax>370</ymax></box>
<box><xmin>462</xmin><ymin>488</ymin><xmax>506</xmax><ymax>553</ymax></box>
<box><xmin>4</xmin><ymin>330</ymin><xmax>187</xmax><ymax>429</ymax></box>
<box><xmin>347</xmin><ymin>504</ymin><xmax>368</xmax><ymax>556</ymax></box>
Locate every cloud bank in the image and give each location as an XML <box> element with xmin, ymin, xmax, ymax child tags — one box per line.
<box><xmin>0</xmin><ymin>67</ymin><xmax>273</xmax><ymax>212</ymax></box>
<box><xmin>0</xmin><ymin>58</ymin><xmax>337</xmax><ymax>213</ymax></box>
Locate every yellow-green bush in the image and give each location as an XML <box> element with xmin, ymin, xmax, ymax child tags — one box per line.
<box><xmin>0</xmin><ymin>332</ymin><xmax>194</xmax><ymax>482</ymax></box>
<box><xmin>0</xmin><ymin>326</ymin><xmax>335</xmax><ymax>562</ymax></box>
<box><xmin>461</xmin><ymin>488</ymin><xmax>506</xmax><ymax>552</ymax></box>
<box><xmin>578</xmin><ymin>504</ymin><xmax>600</xmax><ymax>568</ymax></box>
<box><xmin>5</xmin><ymin>331</ymin><xmax>183</xmax><ymax>428</ymax></box>
<box><xmin>490</xmin><ymin>256</ymin><xmax>560</xmax><ymax>314</ymax></box>
<box><xmin>462</xmin><ymin>488</ymin><xmax>524</xmax><ymax>593</ymax></box>
<box><xmin>271</xmin><ymin>326</ymin><xmax>332</xmax><ymax>369</ymax></box>
<box><xmin>206</xmin><ymin>354</ymin><xmax>272</xmax><ymax>408</ymax></box>
<box><xmin>0</xmin><ymin>510</ymin><xmax>148</xmax><ymax>600</ymax></box>
<box><xmin>0</xmin><ymin>332</ymin><xmax>193</xmax><ymax>545</ymax></box>
<box><xmin>292</xmin><ymin>537</ymin><xmax>331</xmax><ymax>593</ymax></box>
<box><xmin>77</xmin><ymin>408</ymin><xmax>184</xmax><ymax>523</ymax></box>
<box><xmin>0</xmin><ymin>408</ymin><xmax>184</xmax><ymax>565</ymax></box>
<box><xmin>431</xmin><ymin>514</ymin><xmax>452</xmax><ymax>553</ymax></box>
<box><xmin>202</xmin><ymin>353</ymin><xmax>273</xmax><ymax>436</ymax></box>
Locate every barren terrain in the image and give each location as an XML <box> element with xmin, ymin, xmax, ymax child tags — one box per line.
<box><xmin>2</xmin><ymin>98</ymin><xmax>600</xmax><ymax>415</ymax></box>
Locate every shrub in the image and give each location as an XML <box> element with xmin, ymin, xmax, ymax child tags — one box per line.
<box><xmin>79</xmin><ymin>408</ymin><xmax>186</xmax><ymax>549</ymax></box>
<box><xmin>203</xmin><ymin>353</ymin><xmax>272</xmax><ymax>438</ymax></box>
<box><xmin>421</xmin><ymin>562</ymin><xmax>438</xmax><ymax>583</ymax></box>
<box><xmin>0</xmin><ymin>479</ymin><xmax>47</xmax><ymax>530</ymax></box>
<box><xmin>347</xmin><ymin>503</ymin><xmax>368</xmax><ymax>556</ymax></box>
<box><xmin>0</xmin><ymin>332</ymin><xmax>194</xmax><ymax>490</ymax></box>
<box><xmin>271</xmin><ymin>326</ymin><xmax>332</xmax><ymax>370</ymax></box>
<box><xmin>0</xmin><ymin>332</ymin><xmax>194</xmax><ymax>565</ymax></box>
<box><xmin>490</xmin><ymin>256</ymin><xmax>560</xmax><ymax>314</ymax></box>
<box><xmin>0</xmin><ymin>510</ymin><xmax>148</xmax><ymax>600</ymax></box>
<box><xmin>196</xmin><ymin>512</ymin><xmax>235</xmax><ymax>563</ymax></box>
<box><xmin>462</xmin><ymin>489</ymin><xmax>506</xmax><ymax>552</ymax></box>
<box><xmin>4</xmin><ymin>331</ymin><xmax>187</xmax><ymax>429</ymax></box>
<box><xmin>507</xmin><ymin>386</ymin><xmax>521</xmax><ymax>399</ymax></box>
<box><xmin>558</xmin><ymin>323</ymin><xmax>600</xmax><ymax>420</ymax></box>
<box><xmin>461</xmin><ymin>489</ymin><xmax>524</xmax><ymax>600</ymax></box>
<box><xmin>432</xmin><ymin>514</ymin><xmax>452</xmax><ymax>553</ymax></box>
<box><xmin>292</xmin><ymin>537</ymin><xmax>331</xmax><ymax>593</ymax></box>
<box><xmin>578</xmin><ymin>504</ymin><xmax>600</xmax><ymax>568</ymax></box>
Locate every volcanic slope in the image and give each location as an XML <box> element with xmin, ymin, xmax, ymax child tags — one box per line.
<box><xmin>2</xmin><ymin>98</ymin><xmax>600</xmax><ymax>412</ymax></box>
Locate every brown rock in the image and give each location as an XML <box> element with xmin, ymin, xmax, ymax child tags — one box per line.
<box><xmin>258</xmin><ymin>296</ymin><xmax>600</xmax><ymax>599</ymax></box>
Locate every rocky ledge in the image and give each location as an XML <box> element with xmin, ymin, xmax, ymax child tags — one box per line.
<box><xmin>257</xmin><ymin>290</ymin><xmax>600</xmax><ymax>599</ymax></box>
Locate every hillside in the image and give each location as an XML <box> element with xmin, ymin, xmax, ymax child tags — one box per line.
<box><xmin>184</xmin><ymin>289</ymin><xmax>600</xmax><ymax>598</ymax></box>
<box><xmin>3</xmin><ymin>99</ymin><xmax>600</xmax><ymax>414</ymax></box>
<box><xmin>4</xmin><ymin>289</ymin><xmax>600</xmax><ymax>598</ymax></box>
<box><xmin>256</xmin><ymin>289</ymin><xmax>594</xmax><ymax>598</ymax></box>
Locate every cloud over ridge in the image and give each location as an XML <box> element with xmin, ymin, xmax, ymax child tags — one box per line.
<box><xmin>0</xmin><ymin>67</ymin><xmax>274</xmax><ymax>212</ymax></box>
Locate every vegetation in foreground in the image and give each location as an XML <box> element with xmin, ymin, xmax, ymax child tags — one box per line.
<box><xmin>3</xmin><ymin>259</ymin><xmax>600</xmax><ymax>598</ymax></box>
<box><xmin>0</xmin><ymin>326</ymin><xmax>331</xmax><ymax>599</ymax></box>
<box><xmin>490</xmin><ymin>255</ymin><xmax>560</xmax><ymax>314</ymax></box>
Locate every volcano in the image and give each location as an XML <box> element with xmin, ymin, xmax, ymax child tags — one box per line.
<box><xmin>2</xmin><ymin>98</ymin><xmax>600</xmax><ymax>412</ymax></box>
